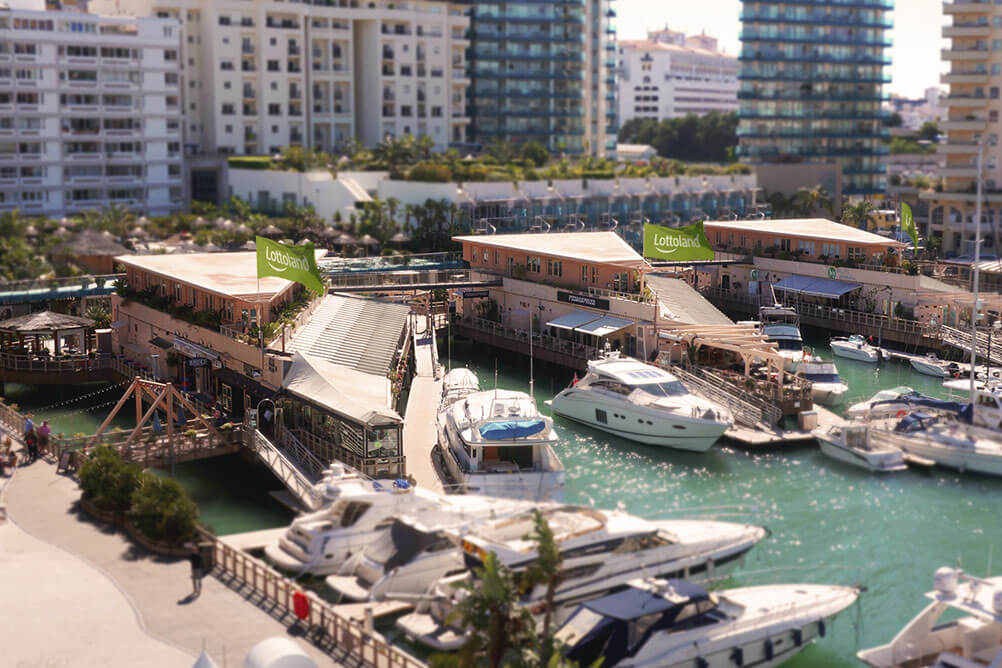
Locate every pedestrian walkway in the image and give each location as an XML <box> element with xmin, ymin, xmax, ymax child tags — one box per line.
<box><xmin>4</xmin><ymin>460</ymin><xmax>337</xmax><ymax>666</ymax></box>
<box><xmin>402</xmin><ymin>375</ymin><xmax>443</xmax><ymax>493</ymax></box>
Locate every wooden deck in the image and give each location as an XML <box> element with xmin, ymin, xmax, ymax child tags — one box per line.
<box><xmin>724</xmin><ymin>406</ymin><xmax>844</xmax><ymax>448</ymax></box>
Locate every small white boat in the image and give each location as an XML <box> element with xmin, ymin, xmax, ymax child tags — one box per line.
<box><xmin>797</xmin><ymin>357</ymin><xmax>849</xmax><ymax>406</ymax></box>
<box><xmin>758</xmin><ymin>305</ymin><xmax>807</xmax><ymax>372</ymax></box>
<box><xmin>830</xmin><ymin>334</ymin><xmax>880</xmax><ymax>363</ymax></box>
<box><xmin>846</xmin><ymin>387</ymin><xmax>940</xmax><ymax>420</ymax></box>
<box><xmin>892</xmin><ymin>408</ymin><xmax>1002</xmax><ymax>477</ymax></box>
<box><xmin>559</xmin><ymin>578</ymin><xmax>860</xmax><ymax>668</ymax></box>
<box><xmin>812</xmin><ymin>424</ymin><xmax>907</xmax><ymax>472</ymax></box>
<box><xmin>858</xmin><ymin>567</ymin><xmax>1002</xmax><ymax>668</ymax></box>
<box><xmin>910</xmin><ymin>353</ymin><xmax>962</xmax><ymax>378</ymax></box>
<box><xmin>547</xmin><ymin>349</ymin><xmax>732</xmax><ymax>452</ymax></box>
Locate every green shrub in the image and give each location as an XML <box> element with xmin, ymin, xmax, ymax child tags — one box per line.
<box><xmin>129</xmin><ymin>472</ymin><xmax>199</xmax><ymax>546</ymax></box>
<box><xmin>408</xmin><ymin>161</ymin><xmax>453</xmax><ymax>182</ymax></box>
<box><xmin>228</xmin><ymin>156</ymin><xmax>273</xmax><ymax>170</ymax></box>
<box><xmin>78</xmin><ymin>445</ymin><xmax>143</xmax><ymax>513</ymax></box>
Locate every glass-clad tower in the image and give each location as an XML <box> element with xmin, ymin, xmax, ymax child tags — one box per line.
<box><xmin>737</xmin><ymin>0</ymin><xmax>892</xmax><ymax>196</ymax></box>
<box><xmin>465</xmin><ymin>0</ymin><xmax>617</xmax><ymax>155</ymax></box>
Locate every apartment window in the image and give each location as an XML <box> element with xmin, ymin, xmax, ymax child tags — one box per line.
<box><xmin>493</xmin><ymin>250</ymin><xmax>499</xmax><ymax>265</ymax></box>
<box><xmin>847</xmin><ymin>247</ymin><xmax>865</xmax><ymax>261</ymax></box>
<box><xmin>220</xmin><ymin>60</ymin><xmax>234</xmax><ymax>71</ymax></box>
<box><xmin>482</xmin><ymin>248</ymin><xmax>488</xmax><ymax>262</ymax></box>
<box><xmin>221</xmin><ymin>103</ymin><xmax>235</xmax><ymax>115</ymax></box>
<box><xmin>992</xmin><ymin>87</ymin><xmax>1000</xmax><ymax>100</ymax></box>
<box><xmin>268</xmin><ymin>103</ymin><xmax>281</xmax><ymax>115</ymax></box>
<box><xmin>547</xmin><ymin>260</ymin><xmax>562</xmax><ymax>277</ymax></box>
<box><xmin>992</xmin><ymin>110</ymin><xmax>1000</xmax><ymax>123</ymax></box>
<box><xmin>165</xmin><ymin>72</ymin><xmax>178</xmax><ymax>85</ymax></box>
<box><xmin>581</xmin><ymin>265</ymin><xmax>588</xmax><ymax>282</ymax></box>
<box><xmin>797</xmin><ymin>240</ymin><xmax>815</xmax><ymax>256</ymax></box>
<box><xmin>223</xmin><ymin>81</ymin><xmax>231</xmax><ymax>89</ymax></box>
<box><xmin>527</xmin><ymin>256</ymin><xmax>541</xmax><ymax>273</ymax></box>
<box><xmin>164</xmin><ymin>49</ymin><xmax>177</xmax><ymax>61</ymax></box>
<box><xmin>994</xmin><ymin>64</ymin><xmax>1002</xmax><ymax>76</ymax></box>
<box><xmin>267</xmin><ymin>60</ymin><xmax>280</xmax><ymax>72</ymax></box>
<box><xmin>16</xmin><ymin>92</ymin><xmax>39</xmax><ymax>105</ymax></box>
<box><xmin>822</xmin><ymin>243</ymin><xmax>841</xmax><ymax>258</ymax></box>
<box><xmin>993</xmin><ymin>40</ymin><xmax>1002</xmax><ymax>51</ymax></box>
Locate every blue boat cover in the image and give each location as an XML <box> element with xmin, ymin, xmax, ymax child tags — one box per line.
<box><xmin>478</xmin><ymin>419</ymin><xmax>546</xmax><ymax>440</ymax></box>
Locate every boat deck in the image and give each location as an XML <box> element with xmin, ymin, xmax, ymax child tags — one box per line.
<box><xmin>880</xmin><ymin>348</ymin><xmax>973</xmax><ymax>375</ymax></box>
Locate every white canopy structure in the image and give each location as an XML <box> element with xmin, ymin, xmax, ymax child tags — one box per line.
<box><xmin>280</xmin><ymin>352</ymin><xmax>401</xmax><ymax>428</ymax></box>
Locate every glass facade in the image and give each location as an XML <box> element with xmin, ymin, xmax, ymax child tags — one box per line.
<box><xmin>465</xmin><ymin>0</ymin><xmax>616</xmax><ymax>154</ymax></box>
<box><xmin>737</xmin><ymin>0</ymin><xmax>892</xmax><ymax>195</ymax></box>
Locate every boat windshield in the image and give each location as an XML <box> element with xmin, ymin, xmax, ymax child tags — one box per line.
<box><xmin>775</xmin><ymin>339</ymin><xmax>803</xmax><ymax>351</ymax></box>
<box><xmin>635</xmin><ymin>381</ymin><xmax>689</xmax><ymax>397</ymax></box>
<box><xmin>804</xmin><ymin>373</ymin><xmax>841</xmax><ymax>384</ymax></box>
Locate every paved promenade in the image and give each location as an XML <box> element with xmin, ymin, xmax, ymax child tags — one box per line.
<box><xmin>3</xmin><ymin>459</ymin><xmax>339</xmax><ymax>667</ymax></box>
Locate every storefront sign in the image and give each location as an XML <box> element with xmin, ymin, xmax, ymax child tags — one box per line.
<box><xmin>187</xmin><ymin>357</ymin><xmax>210</xmax><ymax>368</ymax></box>
<box><xmin>557</xmin><ymin>291</ymin><xmax>610</xmax><ymax>311</ymax></box>
<box><xmin>172</xmin><ymin>336</ymin><xmax>220</xmax><ymax>360</ymax></box>
<box><xmin>462</xmin><ymin>290</ymin><xmax>490</xmax><ymax>299</ymax></box>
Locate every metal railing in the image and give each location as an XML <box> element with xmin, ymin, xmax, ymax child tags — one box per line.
<box><xmin>940</xmin><ymin>325</ymin><xmax>1002</xmax><ymax>366</ymax></box>
<box><xmin>0</xmin><ymin>273</ymin><xmax>123</xmax><ymax>294</ymax></box>
<box><xmin>666</xmin><ymin>364</ymin><xmax>780</xmax><ymax>428</ymax></box>
<box><xmin>0</xmin><ymin>352</ymin><xmax>112</xmax><ymax>374</ymax></box>
<box><xmin>244</xmin><ymin>428</ymin><xmax>319</xmax><ymax>509</ymax></box>
<box><xmin>463</xmin><ymin>316</ymin><xmax>600</xmax><ymax>362</ymax></box>
<box><xmin>204</xmin><ymin>531</ymin><xmax>426</xmax><ymax>668</ymax></box>
<box><xmin>275</xmin><ymin>424</ymin><xmax>327</xmax><ymax>479</ymax></box>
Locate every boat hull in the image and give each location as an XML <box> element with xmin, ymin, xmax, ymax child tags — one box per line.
<box><xmin>896</xmin><ymin>436</ymin><xmax>1002</xmax><ymax>477</ymax></box>
<box><xmin>810</xmin><ymin>383</ymin><xmax>848</xmax><ymax>407</ymax></box>
<box><xmin>910</xmin><ymin>359</ymin><xmax>949</xmax><ymax>378</ymax></box>
<box><xmin>816</xmin><ymin>436</ymin><xmax>907</xmax><ymax>473</ymax></box>
<box><xmin>549</xmin><ymin>392</ymin><xmax>728</xmax><ymax>452</ymax></box>
<box><xmin>831</xmin><ymin>344</ymin><xmax>879</xmax><ymax>363</ymax></box>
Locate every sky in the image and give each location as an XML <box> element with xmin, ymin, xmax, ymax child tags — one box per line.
<box><xmin>615</xmin><ymin>0</ymin><xmax>947</xmax><ymax>99</ymax></box>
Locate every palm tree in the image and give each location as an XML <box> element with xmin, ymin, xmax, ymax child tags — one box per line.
<box><xmin>841</xmin><ymin>199</ymin><xmax>877</xmax><ymax>231</ymax></box>
<box><xmin>763</xmin><ymin>190</ymin><xmax>793</xmax><ymax>218</ymax></box>
<box><xmin>372</xmin><ymin>135</ymin><xmax>415</xmax><ymax>175</ymax></box>
<box><xmin>84</xmin><ymin>203</ymin><xmax>135</xmax><ymax>238</ymax></box>
<box><xmin>414</xmin><ymin>134</ymin><xmax>435</xmax><ymax>161</ymax></box>
<box><xmin>793</xmin><ymin>184</ymin><xmax>833</xmax><ymax>217</ymax></box>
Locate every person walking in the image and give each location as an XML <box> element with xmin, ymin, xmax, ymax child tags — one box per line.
<box><xmin>23</xmin><ymin>415</ymin><xmax>33</xmax><ymax>442</ymax></box>
<box><xmin>187</xmin><ymin>546</ymin><xmax>204</xmax><ymax>596</ymax></box>
<box><xmin>37</xmin><ymin>420</ymin><xmax>50</xmax><ymax>458</ymax></box>
<box><xmin>25</xmin><ymin>429</ymin><xmax>38</xmax><ymax>464</ymax></box>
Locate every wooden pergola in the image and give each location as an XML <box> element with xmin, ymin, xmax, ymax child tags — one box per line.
<box><xmin>659</xmin><ymin>323</ymin><xmax>789</xmax><ymax>380</ymax></box>
<box><xmin>0</xmin><ymin>310</ymin><xmax>95</xmax><ymax>357</ymax></box>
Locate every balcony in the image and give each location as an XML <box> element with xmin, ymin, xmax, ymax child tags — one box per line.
<box><xmin>941</xmin><ymin>69</ymin><xmax>988</xmax><ymax>84</ymax></box>
<box><xmin>945</xmin><ymin>0</ymin><xmax>992</xmax><ymax>14</ymax></box>
<box><xmin>942</xmin><ymin>93</ymin><xmax>990</xmax><ymax>107</ymax></box>
<box><xmin>941</xmin><ymin>117</ymin><xmax>986</xmax><ymax>131</ymax></box>
<box><xmin>938</xmin><ymin>140</ymin><xmax>981</xmax><ymax>154</ymax></box>
<box><xmin>942</xmin><ymin>45</ymin><xmax>988</xmax><ymax>60</ymax></box>
<box><xmin>941</xmin><ymin>165</ymin><xmax>980</xmax><ymax>177</ymax></box>
<box><xmin>944</xmin><ymin>23</ymin><xmax>991</xmax><ymax>38</ymax></box>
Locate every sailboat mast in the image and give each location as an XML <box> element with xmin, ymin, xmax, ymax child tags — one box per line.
<box><xmin>971</xmin><ymin>142</ymin><xmax>984</xmax><ymax>406</ymax></box>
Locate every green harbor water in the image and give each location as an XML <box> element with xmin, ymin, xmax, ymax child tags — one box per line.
<box><xmin>8</xmin><ymin>328</ymin><xmax>1000</xmax><ymax>666</ymax></box>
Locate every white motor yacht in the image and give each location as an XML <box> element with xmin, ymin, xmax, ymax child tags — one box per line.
<box><xmin>325</xmin><ymin>517</ymin><xmax>465</xmax><ymax>603</ymax></box>
<box><xmin>910</xmin><ymin>353</ymin><xmax>962</xmax><ymax>378</ymax></box>
<box><xmin>547</xmin><ymin>350</ymin><xmax>732</xmax><ymax>452</ymax></box>
<box><xmin>812</xmin><ymin>424</ymin><xmax>908</xmax><ymax>472</ymax></box>
<box><xmin>830</xmin><ymin>334</ymin><xmax>881</xmax><ymax>363</ymax></box>
<box><xmin>758</xmin><ymin>305</ymin><xmax>806</xmax><ymax>372</ymax></box>
<box><xmin>440</xmin><ymin>367</ymin><xmax>479</xmax><ymax>408</ymax></box>
<box><xmin>438</xmin><ymin>389</ymin><xmax>565</xmax><ymax>502</ymax></box>
<box><xmin>558</xmin><ymin>578</ymin><xmax>860</xmax><ymax>668</ymax></box>
<box><xmin>891</xmin><ymin>404</ymin><xmax>1002</xmax><ymax>477</ymax></box>
<box><xmin>395</xmin><ymin>506</ymin><xmax>769</xmax><ymax>651</ymax></box>
<box><xmin>796</xmin><ymin>357</ymin><xmax>849</xmax><ymax>406</ymax></box>
<box><xmin>846</xmin><ymin>387</ymin><xmax>950</xmax><ymax>420</ymax></box>
<box><xmin>264</xmin><ymin>466</ymin><xmax>526</xmax><ymax>576</ymax></box>
<box><xmin>859</xmin><ymin>567</ymin><xmax>1002</xmax><ymax>668</ymax></box>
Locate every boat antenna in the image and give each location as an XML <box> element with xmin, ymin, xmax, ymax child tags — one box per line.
<box><xmin>494</xmin><ymin>358</ymin><xmax>498</xmax><ymax>396</ymax></box>
<box><xmin>971</xmin><ymin>138</ymin><xmax>986</xmax><ymax>407</ymax></box>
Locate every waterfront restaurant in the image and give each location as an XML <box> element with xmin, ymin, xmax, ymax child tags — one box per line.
<box><xmin>112</xmin><ymin>250</ymin><xmax>322</xmax><ymax>415</ymax></box>
<box><xmin>456</xmin><ymin>231</ymin><xmax>656</xmax><ymax>356</ymax></box>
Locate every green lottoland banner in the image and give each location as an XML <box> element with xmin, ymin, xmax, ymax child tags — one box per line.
<box><xmin>255</xmin><ymin>236</ymin><xmax>325</xmax><ymax>295</ymax></box>
<box><xmin>643</xmin><ymin>221</ymin><xmax>715</xmax><ymax>261</ymax></box>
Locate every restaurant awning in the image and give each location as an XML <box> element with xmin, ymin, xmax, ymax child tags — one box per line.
<box><xmin>773</xmin><ymin>275</ymin><xmax>862</xmax><ymax>299</ymax></box>
<box><xmin>546</xmin><ymin>310</ymin><xmax>602</xmax><ymax>331</ymax></box>
<box><xmin>149</xmin><ymin>336</ymin><xmax>173</xmax><ymax>350</ymax></box>
<box><xmin>281</xmin><ymin>353</ymin><xmax>401</xmax><ymax>427</ymax></box>
<box><xmin>546</xmin><ymin>310</ymin><xmax>633</xmax><ymax>338</ymax></box>
<box><xmin>575</xmin><ymin>314</ymin><xmax>634</xmax><ymax>337</ymax></box>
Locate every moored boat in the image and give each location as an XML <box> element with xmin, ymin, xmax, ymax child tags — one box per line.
<box><xmin>559</xmin><ymin>578</ymin><xmax>861</xmax><ymax>668</ymax></box>
<box><xmin>812</xmin><ymin>424</ymin><xmax>907</xmax><ymax>473</ymax></box>
<box><xmin>797</xmin><ymin>356</ymin><xmax>849</xmax><ymax>406</ymax></box>
<box><xmin>758</xmin><ymin>305</ymin><xmax>807</xmax><ymax>372</ymax></box>
<box><xmin>910</xmin><ymin>353</ymin><xmax>961</xmax><ymax>378</ymax></box>
<box><xmin>830</xmin><ymin>334</ymin><xmax>880</xmax><ymax>363</ymax></box>
<box><xmin>547</xmin><ymin>349</ymin><xmax>731</xmax><ymax>452</ymax></box>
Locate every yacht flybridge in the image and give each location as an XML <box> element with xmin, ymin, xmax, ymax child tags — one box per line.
<box><xmin>395</xmin><ymin>506</ymin><xmax>768</xmax><ymax>651</ymax></box>
<box><xmin>437</xmin><ymin>388</ymin><xmax>565</xmax><ymax>502</ymax></box>
<box><xmin>547</xmin><ymin>350</ymin><xmax>732</xmax><ymax>452</ymax></box>
<box><xmin>858</xmin><ymin>567</ymin><xmax>1002</xmax><ymax>668</ymax></box>
<box><xmin>559</xmin><ymin>578</ymin><xmax>860</xmax><ymax>668</ymax></box>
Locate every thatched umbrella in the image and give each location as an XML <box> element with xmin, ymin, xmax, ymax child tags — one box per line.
<box><xmin>296</xmin><ymin>238</ymin><xmax>312</xmax><ymax>246</ymax></box>
<box><xmin>321</xmin><ymin>226</ymin><xmax>340</xmax><ymax>239</ymax></box>
<box><xmin>390</xmin><ymin>231</ymin><xmax>410</xmax><ymax>244</ymax></box>
<box><xmin>241</xmin><ymin>240</ymin><xmax>256</xmax><ymax>251</ymax></box>
<box><xmin>260</xmin><ymin>224</ymin><xmax>282</xmax><ymax>237</ymax></box>
<box><xmin>136</xmin><ymin>216</ymin><xmax>150</xmax><ymax>227</ymax></box>
<box><xmin>358</xmin><ymin>234</ymin><xmax>379</xmax><ymax>247</ymax></box>
<box><xmin>129</xmin><ymin>226</ymin><xmax>149</xmax><ymax>239</ymax></box>
<box><xmin>192</xmin><ymin>216</ymin><xmax>209</xmax><ymax>228</ymax></box>
<box><xmin>25</xmin><ymin>224</ymin><xmax>38</xmax><ymax>237</ymax></box>
<box><xmin>336</xmin><ymin>232</ymin><xmax>358</xmax><ymax>246</ymax></box>
<box><xmin>236</xmin><ymin>223</ymin><xmax>251</xmax><ymax>235</ymax></box>
<box><xmin>215</xmin><ymin>218</ymin><xmax>234</xmax><ymax>230</ymax></box>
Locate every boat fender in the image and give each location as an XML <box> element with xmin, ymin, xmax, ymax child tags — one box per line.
<box><xmin>730</xmin><ymin>647</ymin><xmax>743</xmax><ymax>666</ymax></box>
<box><xmin>696</xmin><ymin>658</ymin><xmax>709</xmax><ymax>668</ymax></box>
<box><xmin>763</xmin><ymin>638</ymin><xmax>774</xmax><ymax>661</ymax></box>
<box><xmin>818</xmin><ymin>619</ymin><xmax>826</xmax><ymax>637</ymax></box>
<box><xmin>792</xmin><ymin>628</ymin><xmax>803</xmax><ymax>646</ymax></box>
<box><xmin>896</xmin><ymin>410</ymin><xmax>907</xmax><ymax>418</ymax></box>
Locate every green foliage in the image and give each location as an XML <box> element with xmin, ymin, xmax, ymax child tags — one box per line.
<box><xmin>841</xmin><ymin>199</ymin><xmax>877</xmax><ymax>231</ymax></box>
<box><xmin>129</xmin><ymin>472</ymin><xmax>199</xmax><ymax>546</ymax></box>
<box><xmin>520</xmin><ymin>141</ymin><xmax>550</xmax><ymax>168</ymax></box>
<box><xmin>793</xmin><ymin>185</ymin><xmax>833</xmax><ymax>217</ymax></box>
<box><xmin>409</xmin><ymin>161</ymin><xmax>454</xmax><ymax>182</ymax></box>
<box><xmin>617</xmin><ymin>112</ymin><xmax>738</xmax><ymax>162</ymax></box>
<box><xmin>918</xmin><ymin>121</ymin><xmax>940</xmax><ymax>142</ymax></box>
<box><xmin>888</xmin><ymin>136</ymin><xmax>935</xmax><ymax>154</ymax></box>
<box><xmin>78</xmin><ymin>445</ymin><xmax>144</xmax><ymax>514</ymax></box>
<box><xmin>85</xmin><ymin>304</ymin><xmax>112</xmax><ymax>329</ymax></box>
<box><xmin>227</xmin><ymin>156</ymin><xmax>272</xmax><ymax>170</ymax></box>
<box><xmin>0</xmin><ymin>211</ymin><xmax>53</xmax><ymax>280</ymax></box>
<box><xmin>883</xmin><ymin>112</ymin><xmax>903</xmax><ymax>128</ymax></box>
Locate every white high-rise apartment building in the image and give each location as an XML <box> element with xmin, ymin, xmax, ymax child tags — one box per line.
<box><xmin>0</xmin><ymin>8</ymin><xmax>184</xmax><ymax>218</ymax></box>
<box><xmin>92</xmin><ymin>0</ymin><xmax>470</xmax><ymax>155</ymax></box>
<box><xmin>617</xmin><ymin>28</ymin><xmax>738</xmax><ymax>124</ymax></box>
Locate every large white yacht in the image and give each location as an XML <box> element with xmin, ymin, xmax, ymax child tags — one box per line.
<box><xmin>846</xmin><ymin>387</ymin><xmax>948</xmax><ymax>420</ymax></box>
<box><xmin>796</xmin><ymin>356</ymin><xmax>849</xmax><ymax>406</ymax></box>
<box><xmin>547</xmin><ymin>350</ymin><xmax>732</xmax><ymax>452</ymax></box>
<box><xmin>859</xmin><ymin>567</ymin><xmax>1002</xmax><ymax>668</ymax></box>
<box><xmin>395</xmin><ymin>506</ymin><xmax>768</xmax><ymax>651</ymax></box>
<box><xmin>758</xmin><ymin>305</ymin><xmax>806</xmax><ymax>372</ymax></box>
<box><xmin>264</xmin><ymin>466</ymin><xmax>529</xmax><ymax>576</ymax></box>
<box><xmin>437</xmin><ymin>389</ymin><xmax>565</xmax><ymax>501</ymax></box>
<box><xmin>558</xmin><ymin>577</ymin><xmax>860</xmax><ymax>668</ymax></box>
<box><xmin>891</xmin><ymin>406</ymin><xmax>1002</xmax><ymax>477</ymax></box>
<box><xmin>830</xmin><ymin>334</ymin><xmax>881</xmax><ymax>363</ymax></box>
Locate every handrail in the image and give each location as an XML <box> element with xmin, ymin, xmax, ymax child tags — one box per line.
<box><xmin>203</xmin><ymin>530</ymin><xmax>426</xmax><ymax>668</ymax></box>
<box><xmin>245</xmin><ymin>429</ymin><xmax>319</xmax><ymax>510</ymax></box>
<box><xmin>0</xmin><ymin>273</ymin><xmax>124</xmax><ymax>294</ymax></box>
<box><xmin>940</xmin><ymin>325</ymin><xmax>1002</xmax><ymax>366</ymax></box>
<box><xmin>275</xmin><ymin>424</ymin><xmax>327</xmax><ymax>479</ymax></box>
<box><xmin>462</xmin><ymin>317</ymin><xmax>600</xmax><ymax>362</ymax></box>
<box><xmin>667</xmin><ymin>365</ymin><xmax>776</xmax><ymax>428</ymax></box>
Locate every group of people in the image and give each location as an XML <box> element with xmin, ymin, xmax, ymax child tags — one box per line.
<box><xmin>22</xmin><ymin>415</ymin><xmax>50</xmax><ymax>464</ymax></box>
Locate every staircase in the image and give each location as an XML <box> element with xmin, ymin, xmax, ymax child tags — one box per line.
<box><xmin>940</xmin><ymin>325</ymin><xmax>1002</xmax><ymax>367</ymax></box>
<box><xmin>671</xmin><ymin>366</ymin><xmax>782</xmax><ymax>429</ymax></box>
